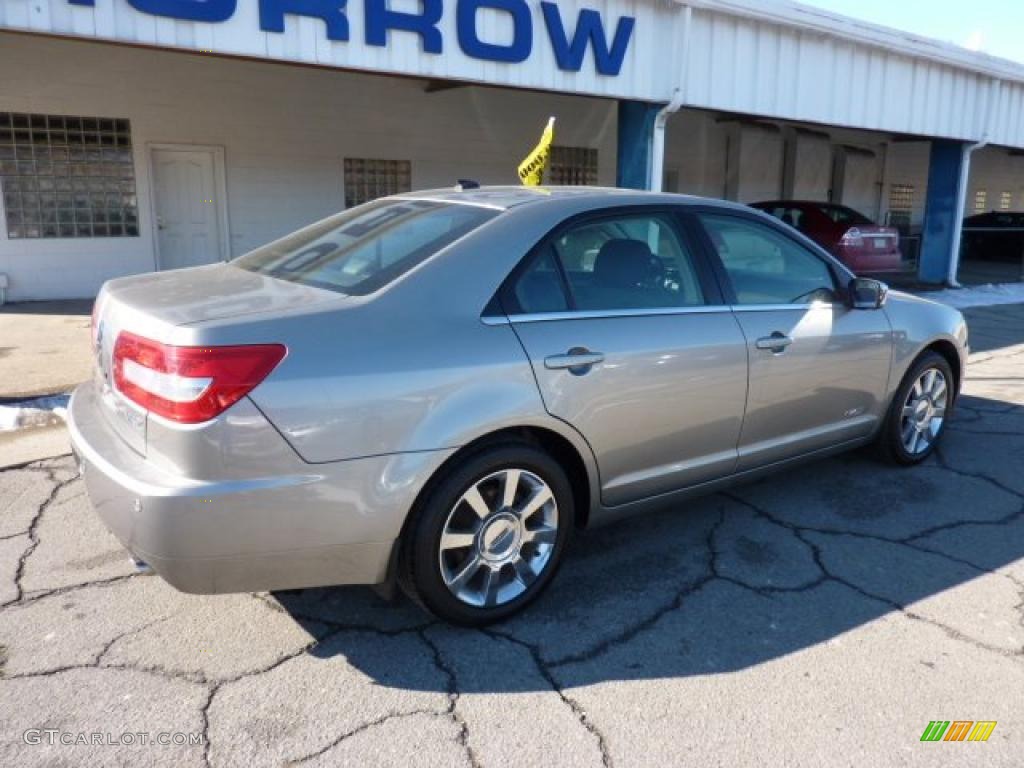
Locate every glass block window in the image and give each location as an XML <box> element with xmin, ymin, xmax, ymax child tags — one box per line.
<box><xmin>344</xmin><ymin>158</ymin><xmax>411</xmax><ymax>208</ymax></box>
<box><xmin>548</xmin><ymin>146</ymin><xmax>599</xmax><ymax>186</ymax></box>
<box><xmin>887</xmin><ymin>183</ymin><xmax>914</xmax><ymax>230</ymax></box>
<box><xmin>974</xmin><ymin>189</ymin><xmax>987</xmax><ymax>213</ymax></box>
<box><xmin>0</xmin><ymin>113</ymin><xmax>138</xmax><ymax>239</ymax></box>
<box><xmin>1000</xmin><ymin>191</ymin><xmax>1012</xmax><ymax>211</ymax></box>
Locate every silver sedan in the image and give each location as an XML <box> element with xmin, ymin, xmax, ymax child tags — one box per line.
<box><xmin>69</xmin><ymin>187</ymin><xmax>968</xmax><ymax>625</ymax></box>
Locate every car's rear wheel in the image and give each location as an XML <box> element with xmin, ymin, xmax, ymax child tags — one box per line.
<box><xmin>399</xmin><ymin>442</ymin><xmax>572</xmax><ymax>626</ymax></box>
<box><xmin>877</xmin><ymin>351</ymin><xmax>954</xmax><ymax>465</ymax></box>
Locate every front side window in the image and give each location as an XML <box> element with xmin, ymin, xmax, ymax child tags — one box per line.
<box><xmin>545</xmin><ymin>213</ymin><xmax>705</xmax><ymax>311</ymax></box>
<box><xmin>513</xmin><ymin>247</ymin><xmax>570</xmax><ymax>314</ymax></box>
<box><xmin>699</xmin><ymin>214</ymin><xmax>837</xmax><ymax>305</ymax></box>
<box><xmin>235</xmin><ymin>199</ymin><xmax>497</xmax><ymax>295</ymax></box>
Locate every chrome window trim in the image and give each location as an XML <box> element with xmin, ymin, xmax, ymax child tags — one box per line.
<box><xmin>730</xmin><ymin>302</ymin><xmax>838</xmax><ymax>312</ymax></box>
<box><xmin>484</xmin><ymin>301</ymin><xmax>841</xmax><ymax>325</ymax></box>
<box><xmin>481</xmin><ymin>315</ymin><xmax>511</xmax><ymax>326</ymax></box>
<box><xmin>500</xmin><ymin>305</ymin><xmax>731</xmax><ymax>324</ymax></box>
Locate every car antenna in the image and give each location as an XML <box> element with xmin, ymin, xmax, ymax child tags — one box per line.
<box><xmin>455</xmin><ymin>179</ymin><xmax>480</xmax><ymax>191</ymax></box>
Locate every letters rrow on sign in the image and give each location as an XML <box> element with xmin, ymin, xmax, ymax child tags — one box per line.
<box><xmin>66</xmin><ymin>0</ymin><xmax>636</xmax><ymax>76</ymax></box>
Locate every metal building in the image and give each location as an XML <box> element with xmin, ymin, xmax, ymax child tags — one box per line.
<box><xmin>1</xmin><ymin>0</ymin><xmax>1022</xmax><ymax>300</ymax></box>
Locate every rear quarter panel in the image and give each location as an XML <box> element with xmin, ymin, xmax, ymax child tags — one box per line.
<box><xmin>239</xmin><ymin>304</ymin><xmax>552</xmax><ymax>462</ymax></box>
<box><xmin>196</xmin><ymin>201</ymin><xmax>605</xmax><ymax>470</ymax></box>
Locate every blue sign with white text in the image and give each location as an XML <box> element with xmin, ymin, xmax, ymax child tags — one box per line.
<box><xmin>67</xmin><ymin>0</ymin><xmax>635</xmax><ymax>76</ymax></box>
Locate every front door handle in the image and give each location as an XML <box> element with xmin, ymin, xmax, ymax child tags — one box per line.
<box><xmin>545</xmin><ymin>347</ymin><xmax>604</xmax><ymax>374</ymax></box>
<box><xmin>755</xmin><ymin>332</ymin><xmax>794</xmax><ymax>353</ymax></box>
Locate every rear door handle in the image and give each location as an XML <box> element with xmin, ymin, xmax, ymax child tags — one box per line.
<box><xmin>544</xmin><ymin>348</ymin><xmax>604</xmax><ymax>374</ymax></box>
<box><xmin>755</xmin><ymin>333</ymin><xmax>793</xmax><ymax>353</ymax></box>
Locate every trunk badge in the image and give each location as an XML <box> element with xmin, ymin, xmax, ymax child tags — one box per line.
<box><xmin>95</xmin><ymin>320</ymin><xmax>109</xmax><ymax>384</ymax></box>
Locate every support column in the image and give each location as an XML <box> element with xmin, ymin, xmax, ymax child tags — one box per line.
<box><xmin>919</xmin><ymin>140</ymin><xmax>970</xmax><ymax>285</ymax></box>
<box><xmin>616</xmin><ymin>100</ymin><xmax>661</xmax><ymax>190</ymax></box>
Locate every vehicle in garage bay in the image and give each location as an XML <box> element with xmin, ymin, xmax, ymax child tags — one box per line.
<box><xmin>960</xmin><ymin>211</ymin><xmax>1024</xmax><ymax>262</ymax></box>
<box><xmin>750</xmin><ymin>200</ymin><xmax>903</xmax><ymax>274</ymax></box>
<box><xmin>69</xmin><ymin>187</ymin><xmax>967</xmax><ymax>625</ymax></box>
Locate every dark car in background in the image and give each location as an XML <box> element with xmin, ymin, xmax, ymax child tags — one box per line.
<box><xmin>751</xmin><ymin>201</ymin><xmax>902</xmax><ymax>274</ymax></box>
<box><xmin>961</xmin><ymin>211</ymin><xmax>1024</xmax><ymax>262</ymax></box>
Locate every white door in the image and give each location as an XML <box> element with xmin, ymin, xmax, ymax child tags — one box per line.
<box><xmin>151</xmin><ymin>148</ymin><xmax>224</xmax><ymax>270</ymax></box>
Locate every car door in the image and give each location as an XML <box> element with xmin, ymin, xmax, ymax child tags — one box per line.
<box><xmin>694</xmin><ymin>210</ymin><xmax>893</xmax><ymax>471</ymax></box>
<box><xmin>502</xmin><ymin>208</ymin><xmax>749</xmax><ymax>507</ymax></box>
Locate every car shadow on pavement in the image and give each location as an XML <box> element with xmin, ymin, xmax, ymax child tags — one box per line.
<box><xmin>271</xmin><ymin>389</ymin><xmax>1024</xmax><ymax>693</ymax></box>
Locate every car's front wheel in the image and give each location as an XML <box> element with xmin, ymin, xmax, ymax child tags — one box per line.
<box><xmin>877</xmin><ymin>350</ymin><xmax>954</xmax><ymax>465</ymax></box>
<box><xmin>399</xmin><ymin>442</ymin><xmax>573</xmax><ymax>626</ymax></box>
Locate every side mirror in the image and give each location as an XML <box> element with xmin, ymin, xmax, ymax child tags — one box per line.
<box><xmin>849</xmin><ymin>277</ymin><xmax>888</xmax><ymax>309</ymax></box>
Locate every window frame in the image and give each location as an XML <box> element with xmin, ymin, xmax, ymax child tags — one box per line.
<box><xmin>495</xmin><ymin>205</ymin><xmax>727</xmax><ymax>319</ymax></box>
<box><xmin>548</xmin><ymin>145</ymin><xmax>599</xmax><ymax>186</ymax></box>
<box><xmin>688</xmin><ymin>206</ymin><xmax>855</xmax><ymax>309</ymax></box>
<box><xmin>0</xmin><ymin>111</ymin><xmax>139</xmax><ymax>240</ymax></box>
<box><xmin>343</xmin><ymin>157</ymin><xmax>412</xmax><ymax>208</ymax></box>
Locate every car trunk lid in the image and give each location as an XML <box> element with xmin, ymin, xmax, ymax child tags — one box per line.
<box><xmin>841</xmin><ymin>225</ymin><xmax>900</xmax><ymax>253</ymax></box>
<box><xmin>102</xmin><ymin>263</ymin><xmax>344</xmax><ymax>327</ymax></box>
<box><xmin>91</xmin><ymin>263</ymin><xmax>344</xmax><ymax>454</ymax></box>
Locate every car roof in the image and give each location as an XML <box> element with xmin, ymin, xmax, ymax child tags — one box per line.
<box><xmin>393</xmin><ymin>185</ymin><xmax>721</xmax><ymax>212</ymax></box>
<box><xmin>752</xmin><ymin>200</ymin><xmax>853</xmax><ymax>210</ymax></box>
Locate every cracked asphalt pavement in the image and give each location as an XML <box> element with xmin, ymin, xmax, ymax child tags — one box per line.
<box><xmin>2</xmin><ymin>304</ymin><xmax>1023</xmax><ymax>767</ymax></box>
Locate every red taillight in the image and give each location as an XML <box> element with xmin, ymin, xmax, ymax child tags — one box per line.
<box><xmin>112</xmin><ymin>332</ymin><xmax>286</xmax><ymax>424</ymax></box>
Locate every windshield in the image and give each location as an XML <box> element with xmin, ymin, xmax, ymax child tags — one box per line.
<box><xmin>234</xmin><ymin>199</ymin><xmax>499</xmax><ymax>295</ymax></box>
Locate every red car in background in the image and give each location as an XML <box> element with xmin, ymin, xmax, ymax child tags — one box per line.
<box><xmin>751</xmin><ymin>201</ymin><xmax>903</xmax><ymax>274</ymax></box>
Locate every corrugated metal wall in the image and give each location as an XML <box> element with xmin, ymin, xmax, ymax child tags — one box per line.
<box><xmin>682</xmin><ymin>5</ymin><xmax>1024</xmax><ymax>149</ymax></box>
<box><xmin>2</xmin><ymin>0</ymin><xmax>1024</xmax><ymax>148</ymax></box>
<box><xmin>0</xmin><ymin>0</ymin><xmax>678</xmax><ymax>102</ymax></box>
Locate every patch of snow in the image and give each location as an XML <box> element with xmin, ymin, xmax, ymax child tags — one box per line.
<box><xmin>917</xmin><ymin>282</ymin><xmax>1024</xmax><ymax>309</ymax></box>
<box><xmin>0</xmin><ymin>394</ymin><xmax>70</xmax><ymax>432</ymax></box>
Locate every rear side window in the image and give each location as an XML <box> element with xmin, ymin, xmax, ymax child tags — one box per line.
<box><xmin>699</xmin><ymin>214</ymin><xmax>837</xmax><ymax>305</ymax></box>
<box><xmin>235</xmin><ymin>199</ymin><xmax>497</xmax><ymax>295</ymax></box>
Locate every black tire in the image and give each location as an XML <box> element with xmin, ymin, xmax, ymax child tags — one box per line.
<box><xmin>876</xmin><ymin>350</ymin><xmax>954</xmax><ymax>465</ymax></box>
<box><xmin>398</xmin><ymin>442</ymin><xmax>573</xmax><ymax>626</ymax></box>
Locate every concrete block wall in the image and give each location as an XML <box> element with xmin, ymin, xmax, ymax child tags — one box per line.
<box><xmin>0</xmin><ymin>33</ymin><xmax>618</xmax><ymax>301</ymax></box>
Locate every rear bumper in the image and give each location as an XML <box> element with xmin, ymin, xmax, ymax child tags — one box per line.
<box><xmin>67</xmin><ymin>382</ymin><xmax>452</xmax><ymax>594</ymax></box>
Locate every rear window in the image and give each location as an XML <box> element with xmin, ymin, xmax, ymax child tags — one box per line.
<box><xmin>814</xmin><ymin>204</ymin><xmax>872</xmax><ymax>227</ymax></box>
<box><xmin>234</xmin><ymin>199</ymin><xmax>498</xmax><ymax>295</ymax></box>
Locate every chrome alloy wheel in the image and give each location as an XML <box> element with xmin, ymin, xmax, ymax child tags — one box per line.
<box><xmin>900</xmin><ymin>367</ymin><xmax>948</xmax><ymax>455</ymax></box>
<box><xmin>439</xmin><ymin>468</ymin><xmax>558</xmax><ymax>608</ymax></box>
